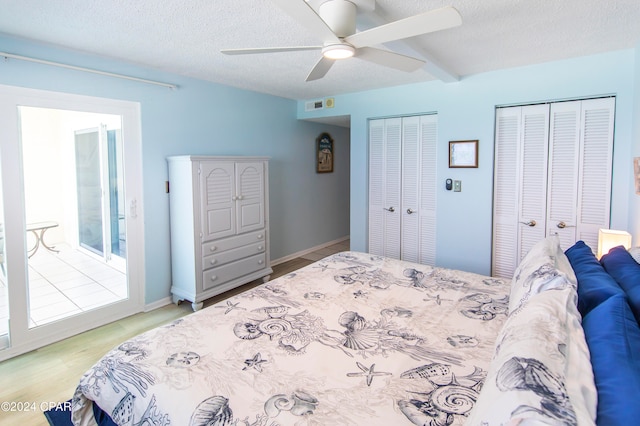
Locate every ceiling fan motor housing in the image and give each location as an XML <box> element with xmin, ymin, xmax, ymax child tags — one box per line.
<box><xmin>319</xmin><ymin>0</ymin><xmax>356</xmax><ymax>37</ymax></box>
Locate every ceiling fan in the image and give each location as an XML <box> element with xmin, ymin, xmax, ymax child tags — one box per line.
<box><xmin>221</xmin><ymin>0</ymin><xmax>462</xmax><ymax>81</ymax></box>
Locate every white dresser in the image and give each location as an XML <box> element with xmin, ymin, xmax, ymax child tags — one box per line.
<box><xmin>167</xmin><ymin>155</ymin><xmax>272</xmax><ymax>311</ymax></box>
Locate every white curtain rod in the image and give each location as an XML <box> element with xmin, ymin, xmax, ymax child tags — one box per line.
<box><xmin>0</xmin><ymin>51</ymin><xmax>178</xmax><ymax>90</ymax></box>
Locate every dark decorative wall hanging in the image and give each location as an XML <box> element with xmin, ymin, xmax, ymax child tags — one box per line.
<box><xmin>316</xmin><ymin>132</ymin><xmax>334</xmax><ymax>173</ymax></box>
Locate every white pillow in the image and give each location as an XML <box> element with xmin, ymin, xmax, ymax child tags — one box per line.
<box><xmin>508</xmin><ymin>235</ymin><xmax>577</xmax><ymax>314</ymax></box>
<box><xmin>466</xmin><ymin>285</ymin><xmax>596</xmax><ymax>426</ymax></box>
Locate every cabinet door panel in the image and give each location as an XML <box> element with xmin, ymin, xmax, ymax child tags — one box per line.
<box><xmin>201</xmin><ymin>162</ymin><xmax>236</xmax><ymax>240</ymax></box>
<box><xmin>236</xmin><ymin>162</ymin><xmax>265</xmax><ymax>234</ymax></box>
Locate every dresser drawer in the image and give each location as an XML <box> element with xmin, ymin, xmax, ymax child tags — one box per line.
<box><xmin>202</xmin><ymin>241</ymin><xmax>266</xmax><ymax>270</ymax></box>
<box><xmin>202</xmin><ymin>230</ymin><xmax>266</xmax><ymax>256</ymax></box>
<box><xmin>202</xmin><ymin>253</ymin><xmax>267</xmax><ymax>291</ymax></box>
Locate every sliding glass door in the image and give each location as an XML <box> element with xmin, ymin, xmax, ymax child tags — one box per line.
<box><xmin>0</xmin><ymin>167</ymin><xmax>6</xmax><ymax>350</ymax></box>
<box><xmin>75</xmin><ymin>126</ymin><xmax>126</xmax><ymax>271</ymax></box>
<box><xmin>0</xmin><ymin>84</ymin><xmax>144</xmax><ymax>360</ymax></box>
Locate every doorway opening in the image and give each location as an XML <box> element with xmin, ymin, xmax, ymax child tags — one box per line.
<box><xmin>0</xmin><ymin>84</ymin><xmax>143</xmax><ymax>360</ymax></box>
<box><xmin>20</xmin><ymin>107</ymin><xmax>127</xmax><ymax>328</ymax></box>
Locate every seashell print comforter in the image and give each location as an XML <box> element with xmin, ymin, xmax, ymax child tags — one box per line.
<box><xmin>72</xmin><ymin>251</ymin><xmax>511</xmax><ymax>426</ymax></box>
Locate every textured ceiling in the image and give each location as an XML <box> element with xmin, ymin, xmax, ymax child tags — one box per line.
<box><xmin>0</xmin><ymin>0</ymin><xmax>639</xmax><ymax>101</ymax></box>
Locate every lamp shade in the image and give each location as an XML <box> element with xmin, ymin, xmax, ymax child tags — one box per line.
<box><xmin>597</xmin><ymin>229</ymin><xmax>632</xmax><ymax>259</ymax></box>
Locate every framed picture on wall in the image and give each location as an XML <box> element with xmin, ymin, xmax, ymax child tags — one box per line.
<box><xmin>449</xmin><ymin>140</ymin><xmax>478</xmax><ymax>168</ymax></box>
<box><xmin>316</xmin><ymin>132</ymin><xmax>334</xmax><ymax>173</ymax></box>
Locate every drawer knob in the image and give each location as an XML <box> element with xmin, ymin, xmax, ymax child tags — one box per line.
<box><xmin>257</xmin><ymin>246</ymin><xmax>263</xmax><ymax>251</ymax></box>
<box><xmin>257</xmin><ymin>234</ymin><xmax>263</xmax><ymax>239</ymax></box>
<box><xmin>258</xmin><ymin>260</ymin><xmax>264</xmax><ymax>265</ymax></box>
<box><xmin>210</xmin><ymin>275</ymin><xmax>217</xmax><ymax>281</ymax></box>
<box><xmin>210</xmin><ymin>259</ymin><xmax>217</xmax><ymax>265</ymax></box>
<box><xmin>210</xmin><ymin>246</ymin><xmax>217</xmax><ymax>252</ymax></box>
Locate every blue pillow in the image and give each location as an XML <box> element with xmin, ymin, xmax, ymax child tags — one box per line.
<box><xmin>582</xmin><ymin>294</ymin><xmax>640</xmax><ymax>425</ymax></box>
<box><xmin>565</xmin><ymin>241</ymin><xmax>624</xmax><ymax>316</ymax></box>
<box><xmin>601</xmin><ymin>245</ymin><xmax>640</xmax><ymax>323</ymax></box>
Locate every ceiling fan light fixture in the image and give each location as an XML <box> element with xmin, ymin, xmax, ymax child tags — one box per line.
<box><xmin>322</xmin><ymin>43</ymin><xmax>355</xmax><ymax>60</ymax></box>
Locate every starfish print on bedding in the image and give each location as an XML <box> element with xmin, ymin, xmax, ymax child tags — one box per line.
<box><xmin>242</xmin><ymin>352</ymin><xmax>268</xmax><ymax>372</ymax></box>
<box><xmin>347</xmin><ymin>362</ymin><xmax>392</xmax><ymax>386</ymax></box>
<box><xmin>215</xmin><ymin>300</ymin><xmax>244</xmax><ymax>314</ymax></box>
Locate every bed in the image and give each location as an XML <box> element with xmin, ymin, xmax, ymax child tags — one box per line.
<box><xmin>71</xmin><ymin>236</ymin><xmax>640</xmax><ymax>426</ymax></box>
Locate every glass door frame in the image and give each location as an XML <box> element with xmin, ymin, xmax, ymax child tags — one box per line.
<box><xmin>0</xmin><ymin>84</ymin><xmax>145</xmax><ymax>361</ymax></box>
<box><xmin>74</xmin><ymin>125</ymin><xmax>126</xmax><ymax>272</ymax></box>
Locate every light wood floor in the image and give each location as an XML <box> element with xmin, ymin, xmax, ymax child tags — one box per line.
<box><xmin>0</xmin><ymin>256</ymin><xmax>319</xmax><ymax>426</ymax></box>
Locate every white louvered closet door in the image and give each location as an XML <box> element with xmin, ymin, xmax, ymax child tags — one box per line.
<box><xmin>369</xmin><ymin>115</ymin><xmax>437</xmax><ymax>264</ymax></box>
<box><xmin>547</xmin><ymin>101</ymin><xmax>581</xmax><ymax>248</ymax></box>
<box><xmin>492</xmin><ymin>97</ymin><xmax>614</xmax><ymax>278</ymax></box>
<box><xmin>368</xmin><ymin>118</ymin><xmax>402</xmax><ymax>258</ymax></box>
<box><xmin>575</xmin><ymin>97</ymin><xmax>615</xmax><ymax>250</ymax></box>
<box><xmin>492</xmin><ymin>107</ymin><xmax>522</xmax><ymax>278</ymax></box>
<box><xmin>518</xmin><ymin>104</ymin><xmax>550</xmax><ymax>259</ymax></box>
<box><xmin>401</xmin><ymin>116</ymin><xmax>421</xmax><ymax>262</ymax></box>
<box><xmin>418</xmin><ymin>115</ymin><xmax>438</xmax><ymax>265</ymax></box>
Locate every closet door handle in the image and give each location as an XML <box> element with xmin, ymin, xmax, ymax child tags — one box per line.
<box><xmin>406</xmin><ymin>208</ymin><xmax>416</xmax><ymax>214</ymax></box>
<box><xmin>520</xmin><ymin>220</ymin><xmax>536</xmax><ymax>227</ymax></box>
<box><xmin>384</xmin><ymin>206</ymin><xmax>395</xmax><ymax>212</ymax></box>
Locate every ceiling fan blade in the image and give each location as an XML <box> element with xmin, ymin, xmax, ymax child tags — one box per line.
<box><xmin>222</xmin><ymin>46</ymin><xmax>322</xmax><ymax>55</ymax></box>
<box><xmin>270</xmin><ymin>0</ymin><xmax>341</xmax><ymax>44</ymax></box>
<box><xmin>345</xmin><ymin>6</ymin><xmax>462</xmax><ymax>48</ymax></box>
<box><xmin>355</xmin><ymin>47</ymin><xmax>425</xmax><ymax>72</ymax></box>
<box><xmin>306</xmin><ymin>56</ymin><xmax>335</xmax><ymax>81</ymax></box>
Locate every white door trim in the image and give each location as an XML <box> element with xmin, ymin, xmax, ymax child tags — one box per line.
<box><xmin>0</xmin><ymin>84</ymin><xmax>145</xmax><ymax>361</ymax></box>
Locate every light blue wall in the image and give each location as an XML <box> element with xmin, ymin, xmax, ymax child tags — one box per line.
<box><xmin>299</xmin><ymin>49</ymin><xmax>637</xmax><ymax>275</ymax></box>
<box><xmin>0</xmin><ymin>35</ymin><xmax>350</xmax><ymax>304</ymax></box>
<box><xmin>631</xmin><ymin>42</ymin><xmax>640</xmax><ymax>242</ymax></box>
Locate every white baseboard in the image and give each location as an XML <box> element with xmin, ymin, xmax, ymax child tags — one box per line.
<box><xmin>144</xmin><ymin>297</ymin><xmax>172</xmax><ymax>312</ymax></box>
<box><xmin>271</xmin><ymin>235</ymin><xmax>350</xmax><ymax>266</ymax></box>
<box><xmin>145</xmin><ymin>236</ymin><xmax>349</xmax><ymax>312</ymax></box>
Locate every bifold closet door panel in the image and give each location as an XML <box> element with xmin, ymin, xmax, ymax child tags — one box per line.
<box><xmin>547</xmin><ymin>101</ymin><xmax>581</xmax><ymax>248</ymax></box>
<box><xmin>575</xmin><ymin>97</ymin><xmax>615</xmax><ymax>250</ymax></box>
<box><xmin>401</xmin><ymin>116</ymin><xmax>420</xmax><ymax>263</ymax></box>
<box><xmin>368</xmin><ymin>118</ymin><xmax>401</xmax><ymax>258</ymax></box>
<box><xmin>518</xmin><ymin>104</ymin><xmax>550</xmax><ymax>259</ymax></box>
<box><xmin>492</xmin><ymin>107</ymin><xmax>522</xmax><ymax>278</ymax></box>
<box><xmin>417</xmin><ymin>115</ymin><xmax>437</xmax><ymax>266</ymax></box>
